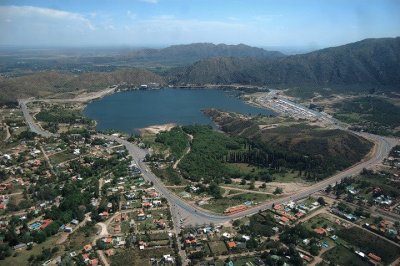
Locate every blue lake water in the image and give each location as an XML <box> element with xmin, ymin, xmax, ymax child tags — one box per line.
<box><xmin>84</xmin><ymin>88</ymin><xmax>273</xmax><ymax>133</ymax></box>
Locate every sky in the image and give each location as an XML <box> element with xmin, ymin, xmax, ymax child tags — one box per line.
<box><xmin>0</xmin><ymin>0</ymin><xmax>399</xmax><ymax>49</ymax></box>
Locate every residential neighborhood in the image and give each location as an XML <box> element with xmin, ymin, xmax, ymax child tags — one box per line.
<box><xmin>0</xmin><ymin>96</ymin><xmax>399</xmax><ymax>266</ymax></box>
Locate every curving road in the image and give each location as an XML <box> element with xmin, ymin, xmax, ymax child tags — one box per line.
<box><xmin>19</xmin><ymin>95</ymin><xmax>399</xmax><ymax>226</ymax></box>
<box><xmin>100</xmin><ymin>132</ymin><xmax>398</xmax><ymax>225</ymax></box>
<box><xmin>19</xmin><ymin>99</ymin><xmax>58</xmax><ymax>138</ymax></box>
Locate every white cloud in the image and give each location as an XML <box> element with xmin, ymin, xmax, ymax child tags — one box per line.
<box><xmin>0</xmin><ymin>5</ymin><xmax>97</xmax><ymax>45</ymax></box>
<box><xmin>1</xmin><ymin>5</ymin><xmax>95</xmax><ymax>30</ymax></box>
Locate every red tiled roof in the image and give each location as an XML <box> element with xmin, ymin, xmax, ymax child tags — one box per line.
<box><xmin>314</xmin><ymin>227</ymin><xmax>327</xmax><ymax>235</ymax></box>
<box><xmin>227</xmin><ymin>241</ymin><xmax>236</xmax><ymax>248</ymax></box>
<box><xmin>40</xmin><ymin>219</ymin><xmax>53</xmax><ymax>229</ymax></box>
<box><xmin>368</xmin><ymin>253</ymin><xmax>381</xmax><ymax>262</ymax></box>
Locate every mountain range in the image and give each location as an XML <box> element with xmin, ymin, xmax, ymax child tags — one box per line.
<box><xmin>1</xmin><ymin>37</ymin><xmax>399</xmax><ymax>103</ymax></box>
<box><xmin>166</xmin><ymin>37</ymin><xmax>400</xmax><ymax>89</ymax></box>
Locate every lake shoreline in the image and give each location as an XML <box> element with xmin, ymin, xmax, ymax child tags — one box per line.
<box><xmin>83</xmin><ymin>87</ymin><xmax>274</xmax><ymax>134</ymax></box>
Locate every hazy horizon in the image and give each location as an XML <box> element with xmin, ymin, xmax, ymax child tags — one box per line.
<box><xmin>1</xmin><ymin>0</ymin><xmax>399</xmax><ymax>49</ymax></box>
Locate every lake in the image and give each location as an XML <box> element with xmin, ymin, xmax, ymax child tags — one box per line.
<box><xmin>84</xmin><ymin>88</ymin><xmax>273</xmax><ymax>133</ymax></box>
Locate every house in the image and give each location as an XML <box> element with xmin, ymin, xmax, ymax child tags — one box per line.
<box><xmin>300</xmin><ymin>254</ymin><xmax>312</xmax><ymax>263</ymax></box>
<box><xmin>227</xmin><ymin>241</ymin><xmax>236</xmax><ymax>249</ymax></box>
<box><xmin>142</xmin><ymin>201</ymin><xmax>152</xmax><ymax>208</ymax></box>
<box><xmin>224</xmin><ymin>205</ymin><xmax>247</xmax><ymax>214</ymax></box>
<box><xmin>184</xmin><ymin>239</ymin><xmax>197</xmax><ymax>246</ymax></box>
<box><xmin>152</xmin><ymin>200</ymin><xmax>162</xmax><ymax>206</ymax></box>
<box><xmin>82</xmin><ymin>253</ymin><xmax>90</xmax><ymax>262</ymax></box>
<box><xmin>69</xmin><ymin>251</ymin><xmax>77</xmax><ymax>257</ymax></box>
<box><xmin>83</xmin><ymin>244</ymin><xmax>92</xmax><ymax>252</ymax></box>
<box><xmin>355</xmin><ymin>251</ymin><xmax>366</xmax><ymax>258</ymax></box>
<box><xmin>163</xmin><ymin>254</ymin><xmax>173</xmax><ymax>263</ymax></box>
<box><xmin>40</xmin><ymin>219</ymin><xmax>53</xmax><ymax>230</ymax></box>
<box><xmin>280</xmin><ymin>216</ymin><xmax>290</xmax><ymax>224</ymax></box>
<box><xmin>100</xmin><ymin>211</ymin><xmax>109</xmax><ymax>217</ymax></box>
<box><xmin>314</xmin><ymin>227</ymin><xmax>327</xmax><ymax>236</ymax></box>
<box><xmin>368</xmin><ymin>253</ymin><xmax>381</xmax><ymax>262</ymax></box>
<box><xmin>222</xmin><ymin>232</ymin><xmax>232</xmax><ymax>239</ymax></box>
<box><xmin>71</xmin><ymin>219</ymin><xmax>79</xmax><ymax>225</ymax></box>
<box><xmin>155</xmin><ymin>219</ymin><xmax>166</xmax><ymax>229</ymax></box>
<box><xmin>88</xmin><ymin>258</ymin><xmax>99</xmax><ymax>266</ymax></box>
<box><xmin>241</xmin><ymin>235</ymin><xmax>251</xmax><ymax>241</ymax></box>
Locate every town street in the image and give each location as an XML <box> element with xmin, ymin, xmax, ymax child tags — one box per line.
<box><xmin>20</xmin><ymin>93</ymin><xmax>399</xmax><ymax>226</ymax></box>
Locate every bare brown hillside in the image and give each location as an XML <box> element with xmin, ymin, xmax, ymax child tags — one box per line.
<box><xmin>0</xmin><ymin>68</ymin><xmax>165</xmax><ymax>103</ymax></box>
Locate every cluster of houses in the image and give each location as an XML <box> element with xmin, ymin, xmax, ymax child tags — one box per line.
<box><xmin>355</xmin><ymin>250</ymin><xmax>384</xmax><ymax>264</ymax></box>
<box><xmin>330</xmin><ymin>208</ymin><xmax>358</xmax><ymax>221</ymax></box>
<box><xmin>373</xmin><ymin>194</ymin><xmax>393</xmax><ymax>206</ymax></box>
<box><xmin>364</xmin><ymin>220</ymin><xmax>400</xmax><ymax>242</ymax></box>
<box><xmin>272</xmin><ymin>200</ymin><xmax>320</xmax><ymax>225</ymax></box>
<box><xmin>1</xmin><ymin>145</ymin><xmax>51</xmax><ymax>190</ymax></box>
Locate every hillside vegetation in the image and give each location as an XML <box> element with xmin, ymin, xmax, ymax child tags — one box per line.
<box><xmin>333</xmin><ymin>96</ymin><xmax>400</xmax><ymax>136</ymax></box>
<box><xmin>0</xmin><ymin>68</ymin><xmax>165</xmax><ymax>103</ymax></box>
<box><xmin>204</xmin><ymin>109</ymin><xmax>372</xmax><ymax>179</ymax></box>
<box><xmin>150</xmin><ymin>112</ymin><xmax>372</xmax><ymax>183</ymax></box>
<box><xmin>167</xmin><ymin>37</ymin><xmax>400</xmax><ymax>91</ymax></box>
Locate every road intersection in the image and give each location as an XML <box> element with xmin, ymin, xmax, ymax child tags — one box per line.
<box><xmin>19</xmin><ymin>93</ymin><xmax>398</xmax><ymax>227</ymax></box>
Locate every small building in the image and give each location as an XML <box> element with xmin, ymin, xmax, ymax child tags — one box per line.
<box><xmin>368</xmin><ymin>253</ymin><xmax>381</xmax><ymax>262</ymax></box>
<box><xmin>71</xmin><ymin>219</ymin><xmax>79</xmax><ymax>225</ymax></box>
<box><xmin>280</xmin><ymin>216</ymin><xmax>290</xmax><ymax>224</ymax></box>
<box><xmin>227</xmin><ymin>241</ymin><xmax>236</xmax><ymax>249</ymax></box>
<box><xmin>40</xmin><ymin>219</ymin><xmax>53</xmax><ymax>230</ymax></box>
<box><xmin>83</xmin><ymin>244</ymin><xmax>92</xmax><ymax>252</ymax></box>
<box><xmin>88</xmin><ymin>258</ymin><xmax>99</xmax><ymax>266</ymax></box>
<box><xmin>314</xmin><ymin>227</ymin><xmax>327</xmax><ymax>236</ymax></box>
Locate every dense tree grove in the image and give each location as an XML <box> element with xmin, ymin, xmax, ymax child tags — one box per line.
<box><xmin>36</xmin><ymin>106</ymin><xmax>92</xmax><ymax>124</ymax></box>
<box><xmin>174</xmin><ymin>125</ymin><xmax>361</xmax><ymax>183</ymax></box>
<box><xmin>155</xmin><ymin>127</ymin><xmax>190</xmax><ymax>160</ymax></box>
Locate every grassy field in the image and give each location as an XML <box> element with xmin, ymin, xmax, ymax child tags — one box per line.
<box><xmin>337</xmin><ymin>226</ymin><xmax>400</xmax><ymax>263</ymax></box>
<box><xmin>202</xmin><ymin>193</ymin><xmax>272</xmax><ymax>214</ymax></box>
<box><xmin>225</xmin><ymin>163</ymin><xmax>264</xmax><ymax>175</ymax></box>
<box><xmin>49</xmin><ymin>150</ymin><xmax>78</xmax><ymax>165</ymax></box>
<box><xmin>304</xmin><ymin>214</ymin><xmax>341</xmax><ymax>232</ymax></box>
<box><xmin>65</xmin><ymin>225</ymin><xmax>97</xmax><ymax>251</ymax></box>
<box><xmin>322</xmin><ymin>245</ymin><xmax>368</xmax><ymax>266</ymax></box>
<box><xmin>110</xmin><ymin>246</ymin><xmax>174</xmax><ymax>266</ymax></box>
<box><xmin>137</xmin><ymin>232</ymin><xmax>169</xmax><ymax>242</ymax></box>
<box><xmin>206</xmin><ymin>241</ymin><xmax>228</xmax><ymax>256</ymax></box>
<box><xmin>2</xmin><ymin>235</ymin><xmax>63</xmax><ymax>266</ymax></box>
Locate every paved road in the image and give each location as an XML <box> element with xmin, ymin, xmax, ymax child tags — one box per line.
<box><xmin>99</xmin><ymin>133</ymin><xmax>398</xmax><ymax>225</ymax></box>
<box><xmin>19</xmin><ymin>99</ymin><xmax>58</xmax><ymax>138</ymax></box>
<box><xmin>18</xmin><ymin>86</ymin><xmax>116</xmax><ymax>138</ymax></box>
<box><xmin>19</xmin><ymin>96</ymin><xmax>399</xmax><ymax>226</ymax></box>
